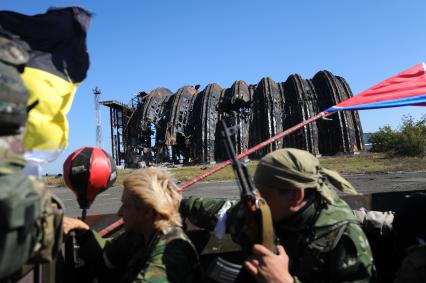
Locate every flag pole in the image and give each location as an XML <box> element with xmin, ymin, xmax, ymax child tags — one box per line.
<box><xmin>178</xmin><ymin>111</ymin><xmax>333</xmax><ymax>191</ymax></box>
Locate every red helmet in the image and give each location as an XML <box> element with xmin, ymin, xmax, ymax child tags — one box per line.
<box><xmin>63</xmin><ymin>146</ymin><xmax>117</xmax><ymax>209</ymax></box>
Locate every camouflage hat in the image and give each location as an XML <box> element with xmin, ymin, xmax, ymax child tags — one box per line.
<box><xmin>0</xmin><ymin>34</ymin><xmax>29</xmax><ymax>135</ymax></box>
<box><xmin>254</xmin><ymin>148</ymin><xmax>358</xmax><ymax>204</ymax></box>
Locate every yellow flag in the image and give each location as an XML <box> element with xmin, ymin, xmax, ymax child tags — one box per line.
<box><xmin>22</xmin><ymin>67</ymin><xmax>78</xmax><ymax>152</ymax></box>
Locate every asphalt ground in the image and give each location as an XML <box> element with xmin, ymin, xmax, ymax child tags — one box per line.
<box><xmin>51</xmin><ymin>171</ymin><xmax>426</xmax><ymax>218</ymax></box>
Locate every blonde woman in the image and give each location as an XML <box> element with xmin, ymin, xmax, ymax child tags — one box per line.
<box><xmin>63</xmin><ymin>167</ymin><xmax>201</xmax><ymax>283</ymax></box>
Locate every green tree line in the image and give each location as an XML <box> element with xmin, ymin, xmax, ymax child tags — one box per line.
<box><xmin>369</xmin><ymin>115</ymin><xmax>426</xmax><ymax>156</ymax></box>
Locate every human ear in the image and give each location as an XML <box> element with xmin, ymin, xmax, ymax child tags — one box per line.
<box><xmin>289</xmin><ymin>189</ymin><xmax>305</xmax><ymax>211</ymax></box>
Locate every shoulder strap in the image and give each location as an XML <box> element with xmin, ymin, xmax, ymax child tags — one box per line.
<box><xmin>258</xmin><ymin>203</ymin><xmax>276</xmax><ymax>253</ymax></box>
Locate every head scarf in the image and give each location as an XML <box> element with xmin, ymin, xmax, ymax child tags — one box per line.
<box><xmin>254</xmin><ymin>148</ymin><xmax>357</xmax><ymax>204</ymax></box>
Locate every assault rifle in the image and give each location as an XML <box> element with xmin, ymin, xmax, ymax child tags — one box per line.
<box><xmin>220</xmin><ymin>120</ymin><xmax>276</xmax><ymax>253</ymax></box>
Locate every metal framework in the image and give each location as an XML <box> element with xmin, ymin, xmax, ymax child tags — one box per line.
<box><xmin>99</xmin><ymin>100</ymin><xmax>129</xmax><ymax>166</ymax></box>
<box><xmin>101</xmin><ymin>70</ymin><xmax>364</xmax><ymax>167</ymax></box>
<box><xmin>93</xmin><ymin>87</ymin><xmax>103</xmax><ymax>148</ymax></box>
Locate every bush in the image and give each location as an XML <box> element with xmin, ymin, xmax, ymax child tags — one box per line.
<box><xmin>369</xmin><ymin>125</ymin><xmax>398</xmax><ymax>153</ymax></box>
<box><xmin>369</xmin><ymin>115</ymin><xmax>426</xmax><ymax>157</ymax></box>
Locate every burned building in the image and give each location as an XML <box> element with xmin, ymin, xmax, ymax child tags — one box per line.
<box><xmin>102</xmin><ymin>70</ymin><xmax>363</xmax><ymax>167</ymax></box>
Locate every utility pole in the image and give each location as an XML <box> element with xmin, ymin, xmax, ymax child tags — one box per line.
<box><xmin>93</xmin><ymin>86</ymin><xmax>103</xmax><ymax>148</ymax></box>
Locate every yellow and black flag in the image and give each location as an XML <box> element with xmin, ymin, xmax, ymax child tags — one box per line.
<box><xmin>0</xmin><ymin>7</ymin><xmax>91</xmax><ymax>174</ymax></box>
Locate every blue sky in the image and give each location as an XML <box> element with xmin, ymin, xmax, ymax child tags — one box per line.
<box><xmin>3</xmin><ymin>1</ymin><xmax>426</xmax><ymax>174</ymax></box>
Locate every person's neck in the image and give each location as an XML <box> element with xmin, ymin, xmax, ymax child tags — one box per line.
<box><xmin>277</xmin><ymin>193</ymin><xmax>318</xmax><ymax>231</ymax></box>
<box><xmin>141</xmin><ymin>225</ymin><xmax>156</xmax><ymax>241</ymax></box>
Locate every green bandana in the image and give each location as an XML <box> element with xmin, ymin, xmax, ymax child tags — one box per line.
<box><xmin>253</xmin><ymin>148</ymin><xmax>357</xmax><ymax>204</ymax></box>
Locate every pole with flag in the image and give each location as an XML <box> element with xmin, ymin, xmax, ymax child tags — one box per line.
<box><xmin>326</xmin><ymin>62</ymin><xmax>426</xmax><ymax>111</ymax></box>
<box><xmin>178</xmin><ymin>62</ymin><xmax>426</xmax><ymax>191</ymax></box>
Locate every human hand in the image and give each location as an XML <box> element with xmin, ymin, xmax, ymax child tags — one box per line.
<box><xmin>244</xmin><ymin>244</ymin><xmax>294</xmax><ymax>283</ymax></box>
<box><xmin>63</xmin><ymin>216</ymin><xmax>89</xmax><ymax>235</ymax></box>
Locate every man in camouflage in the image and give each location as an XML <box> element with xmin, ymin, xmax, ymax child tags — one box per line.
<box><xmin>0</xmin><ymin>30</ymin><xmax>31</xmax><ymax>279</ymax></box>
<box><xmin>0</xmin><ymin>30</ymin><xmax>64</xmax><ymax>279</ymax></box>
<box><xmin>181</xmin><ymin>148</ymin><xmax>376</xmax><ymax>283</ymax></box>
<box><xmin>63</xmin><ymin>168</ymin><xmax>202</xmax><ymax>283</ymax></box>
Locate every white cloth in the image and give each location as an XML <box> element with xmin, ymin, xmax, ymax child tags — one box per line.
<box><xmin>214</xmin><ymin>201</ymin><xmax>234</xmax><ymax>239</ymax></box>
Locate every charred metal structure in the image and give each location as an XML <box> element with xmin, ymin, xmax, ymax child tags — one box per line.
<box><xmin>102</xmin><ymin>71</ymin><xmax>363</xmax><ymax>167</ymax></box>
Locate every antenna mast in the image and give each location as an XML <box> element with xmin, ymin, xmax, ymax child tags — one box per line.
<box><xmin>93</xmin><ymin>86</ymin><xmax>103</xmax><ymax>148</ymax></box>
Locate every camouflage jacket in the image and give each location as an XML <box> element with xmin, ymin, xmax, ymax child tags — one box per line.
<box><xmin>77</xmin><ymin>225</ymin><xmax>202</xmax><ymax>283</ymax></box>
<box><xmin>393</xmin><ymin>244</ymin><xmax>426</xmax><ymax>283</ymax></box>
<box><xmin>181</xmin><ymin>194</ymin><xmax>376</xmax><ymax>283</ymax></box>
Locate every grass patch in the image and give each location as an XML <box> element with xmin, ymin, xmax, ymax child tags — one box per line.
<box><xmin>44</xmin><ymin>153</ymin><xmax>426</xmax><ymax>187</ymax></box>
<box><xmin>319</xmin><ymin>153</ymin><xmax>426</xmax><ymax>174</ymax></box>
<box><xmin>44</xmin><ymin>175</ymin><xmax>65</xmax><ymax>187</ymax></box>
<box><xmin>169</xmin><ymin>162</ymin><xmax>258</xmax><ymax>183</ymax></box>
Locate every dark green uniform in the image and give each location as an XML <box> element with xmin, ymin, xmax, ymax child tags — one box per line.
<box><xmin>181</xmin><ymin>192</ymin><xmax>375</xmax><ymax>283</ymax></box>
<box><xmin>78</xmin><ymin>225</ymin><xmax>201</xmax><ymax>283</ymax></box>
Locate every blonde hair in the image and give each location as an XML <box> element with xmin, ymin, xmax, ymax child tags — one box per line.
<box><xmin>123</xmin><ymin>167</ymin><xmax>182</xmax><ymax>233</ymax></box>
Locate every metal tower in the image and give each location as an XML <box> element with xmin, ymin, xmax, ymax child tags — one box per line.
<box><xmin>93</xmin><ymin>86</ymin><xmax>103</xmax><ymax>148</ymax></box>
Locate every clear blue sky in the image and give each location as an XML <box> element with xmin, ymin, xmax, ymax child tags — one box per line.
<box><xmin>3</xmin><ymin>1</ymin><xmax>426</xmax><ymax>174</ymax></box>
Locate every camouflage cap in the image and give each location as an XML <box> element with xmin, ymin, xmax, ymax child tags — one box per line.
<box><xmin>254</xmin><ymin>148</ymin><xmax>357</xmax><ymax>204</ymax></box>
<box><xmin>0</xmin><ymin>34</ymin><xmax>29</xmax><ymax>136</ymax></box>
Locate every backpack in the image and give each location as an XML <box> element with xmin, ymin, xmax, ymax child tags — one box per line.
<box><xmin>29</xmin><ymin>176</ymin><xmax>64</xmax><ymax>264</ymax></box>
<box><xmin>0</xmin><ymin>173</ymin><xmax>64</xmax><ymax>279</ymax></box>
